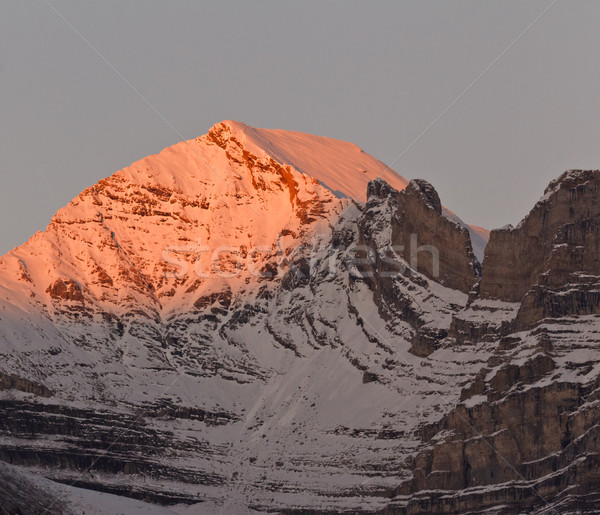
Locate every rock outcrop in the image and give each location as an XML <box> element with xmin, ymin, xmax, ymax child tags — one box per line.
<box><xmin>480</xmin><ymin>170</ymin><xmax>600</xmax><ymax>329</ymax></box>
<box><xmin>359</xmin><ymin>178</ymin><xmax>480</xmax><ymax>295</ymax></box>
<box><xmin>355</xmin><ymin>178</ymin><xmax>480</xmax><ymax>357</ymax></box>
<box><xmin>376</xmin><ymin>170</ymin><xmax>600</xmax><ymax>514</ymax></box>
<box><xmin>386</xmin><ymin>320</ymin><xmax>600</xmax><ymax>514</ymax></box>
<box><xmin>46</xmin><ymin>279</ymin><xmax>84</xmax><ymax>303</ymax></box>
<box><xmin>392</xmin><ymin>179</ymin><xmax>481</xmax><ymax>293</ymax></box>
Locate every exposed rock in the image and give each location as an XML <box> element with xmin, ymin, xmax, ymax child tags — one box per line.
<box><xmin>388</xmin><ymin>337</ymin><xmax>600</xmax><ymax>514</ymax></box>
<box><xmin>391</xmin><ymin>179</ymin><xmax>481</xmax><ymax>293</ymax></box>
<box><xmin>194</xmin><ymin>288</ymin><xmax>232</xmax><ymax>310</ymax></box>
<box><xmin>447</xmin><ymin>299</ymin><xmax>519</xmax><ymax>345</ymax></box>
<box><xmin>357</xmin><ymin>178</ymin><xmax>481</xmax><ymax>356</ymax></box>
<box><xmin>362</xmin><ymin>371</ymin><xmax>379</xmax><ymax>384</ymax></box>
<box><xmin>0</xmin><ymin>373</ymin><xmax>53</xmax><ymax>398</ymax></box>
<box><xmin>409</xmin><ymin>327</ymin><xmax>448</xmax><ymax>358</ymax></box>
<box><xmin>359</xmin><ymin>177</ymin><xmax>480</xmax><ymax>297</ymax></box>
<box><xmin>480</xmin><ymin>170</ymin><xmax>600</xmax><ymax>302</ymax></box>
<box><xmin>0</xmin><ymin>399</ymin><xmax>227</xmax><ymax>504</ymax></box>
<box><xmin>46</xmin><ymin>279</ymin><xmax>84</xmax><ymax>302</ymax></box>
<box><xmin>479</xmin><ymin>170</ymin><xmax>600</xmax><ymax>329</ymax></box>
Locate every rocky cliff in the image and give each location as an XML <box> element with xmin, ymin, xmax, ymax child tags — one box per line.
<box><xmin>384</xmin><ymin>169</ymin><xmax>600</xmax><ymax>514</ymax></box>
<box><xmin>357</xmin><ymin>178</ymin><xmax>480</xmax><ymax>357</ymax></box>
<box><xmin>480</xmin><ymin>169</ymin><xmax>600</xmax><ymax>329</ymax></box>
<box><xmin>392</xmin><ymin>179</ymin><xmax>480</xmax><ymax>293</ymax></box>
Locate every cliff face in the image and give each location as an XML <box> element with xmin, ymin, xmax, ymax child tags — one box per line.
<box><xmin>359</xmin><ymin>178</ymin><xmax>480</xmax><ymax>298</ymax></box>
<box><xmin>388</xmin><ymin>319</ymin><xmax>600</xmax><ymax>514</ymax></box>
<box><xmin>479</xmin><ymin>170</ymin><xmax>600</xmax><ymax>329</ymax></box>
<box><xmin>480</xmin><ymin>170</ymin><xmax>600</xmax><ymax>302</ymax></box>
<box><xmin>358</xmin><ymin>178</ymin><xmax>481</xmax><ymax>357</ymax></box>
<box><xmin>383</xmin><ymin>170</ymin><xmax>600</xmax><ymax>514</ymax></box>
<box><xmin>392</xmin><ymin>179</ymin><xmax>480</xmax><ymax>294</ymax></box>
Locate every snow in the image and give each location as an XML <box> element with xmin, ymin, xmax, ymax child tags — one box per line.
<box><xmin>216</xmin><ymin>121</ymin><xmax>488</xmax><ymax>259</ymax></box>
<box><xmin>0</xmin><ymin>461</ymin><xmax>189</xmax><ymax>514</ymax></box>
<box><xmin>216</xmin><ymin>120</ymin><xmax>409</xmax><ymax>202</ymax></box>
<box><xmin>461</xmin><ymin>394</ymin><xmax>487</xmax><ymax>408</ymax></box>
<box><xmin>0</xmin><ymin>120</ymin><xmax>502</xmax><ymax>512</ymax></box>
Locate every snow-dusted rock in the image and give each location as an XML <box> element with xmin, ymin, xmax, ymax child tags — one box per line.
<box><xmin>4</xmin><ymin>123</ymin><xmax>600</xmax><ymax>513</ymax></box>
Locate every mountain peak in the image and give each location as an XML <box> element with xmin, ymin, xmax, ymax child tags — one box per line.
<box><xmin>405</xmin><ymin>179</ymin><xmax>442</xmax><ymax>214</ymax></box>
<box><xmin>0</xmin><ymin>121</ymin><xmax>490</xmax><ymax>318</ymax></box>
<box><xmin>540</xmin><ymin>169</ymin><xmax>599</xmax><ymax>204</ymax></box>
<box><xmin>201</xmin><ymin>120</ymin><xmax>409</xmax><ymax>202</ymax></box>
<box><xmin>200</xmin><ymin>123</ymin><xmax>488</xmax><ymax>259</ymax></box>
<box><xmin>203</xmin><ymin>119</ymin><xmax>250</xmax><ymax>148</ymax></box>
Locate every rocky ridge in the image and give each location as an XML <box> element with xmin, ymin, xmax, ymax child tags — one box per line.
<box><xmin>385</xmin><ymin>169</ymin><xmax>600</xmax><ymax>514</ymax></box>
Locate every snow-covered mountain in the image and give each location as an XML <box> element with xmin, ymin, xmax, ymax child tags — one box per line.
<box><xmin>194</xmin><ymin>121</ymin><xmax>489</xmax><ymax>261</ymax></box>
<box><xmin>223</xmin><ymin>121</ymin><xmax>489</xmax><ymax>261</ymax></box>
<box><xmin>1</xmin><ymin>122</ymin><xmax>599</xmax><ymax>514</ymax></box>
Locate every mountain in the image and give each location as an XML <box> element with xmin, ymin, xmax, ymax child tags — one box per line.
<box><xmin>1</xmin><ymin>121</ymin><xmax>599</xmax><ymax>513</ymax></box>
<box><xmin>206</xmin><ymin>121</ymin><xmax>489</xmax><ymax>261</ymax></box>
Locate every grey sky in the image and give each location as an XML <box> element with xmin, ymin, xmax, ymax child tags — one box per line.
<box><xmin>1</xmin><ymin>1</ymin><xmax>599</xmax><ymax>255</ymax></box>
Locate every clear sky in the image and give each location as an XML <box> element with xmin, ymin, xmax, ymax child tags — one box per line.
<box><xmin>2</xmin><ymin>1</ymin><xmax>600</xmax><ymax>254</ymax></box>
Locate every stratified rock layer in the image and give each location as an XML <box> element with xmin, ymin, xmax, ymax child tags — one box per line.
<box><xmin>382</xmin><ymin>170</ymin><xmax>600</xmax><ymax>514</ymax></box>
<box><xmin>481</xmin><ymin>171</ymin><xmax>600</xmax><ymax>298</ymax></box>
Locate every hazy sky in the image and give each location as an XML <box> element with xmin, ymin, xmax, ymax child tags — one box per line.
<box><xmin>2</xmin><ymin>1</ymin><xmax>600</xmax><ymax>254</ymax></box>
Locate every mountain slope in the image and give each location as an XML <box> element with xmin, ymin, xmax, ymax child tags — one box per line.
<box><xmin>0</xmin><ymin>121</ymin><xmax>489</xmax><ymax>511</ymax></box>
<box><xmin>5</xmin><ymin>124</ymin><xmax>599</xmax><ymax>514</ymax></box>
